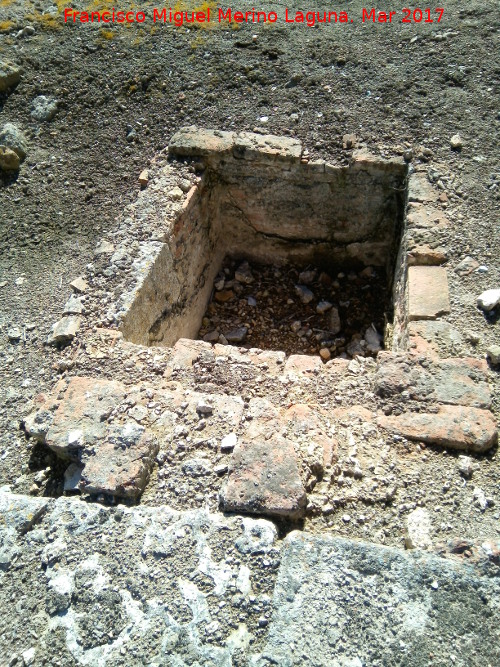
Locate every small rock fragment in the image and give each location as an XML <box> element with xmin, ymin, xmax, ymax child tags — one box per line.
<box><xmin>486</xmin><ymin>345</ymin><xmax>500</xmax><ymax>365</ymax></box>
<box><xmin>347</xmin><ymin>339</ymin><xmax>364</xmax><ymax>358</ymax></box>
<box><xmin>295</xmin><ymin>284</ymin><xmax>314</xmax><ymax>304</ymax></box>
<box><xmin>220</xmin><ymin>433</ymin><xmax>237</xmax><ymax>452</ymax></box>
<box><xmin>30</xmin><ymin>95</ymin><xmax>58</xmax><ymax>121</ymax></box>
<box><xmin>21</xmin><ymin>648</ymin><xmax>36</xmax><ymax>667</ymax></box>
<box><xmin>196</xmin><ymin>400</ymin><xmax>213</xmax><ymax>416</ymax></box>
<box><xmin>0</xmin><ymin>61</ymin><xmax>22</xmax><ymax>92</ymax></box>
<box><xmin>47</xmin><ymin>316</ymin><xmax>81</xmax><ymax>345</ymax></box>
<box><xmin>343</xmin><ymin>133</ymin><xmax>357</xmax><ymax>149</ymax></box>
<box><xmin>473</xmin><ymin>487</ymin><xmax>488</xmax><ymax>511</ymax></box>
<box><xmin>138</xmin><ymin>169</ymin><xmax>149</xmax><ymax>187</ymax></box>
<box><xmin>168</xmin><ymin>186</ymin><xmax>183</xmax><ymax>200</ymax></box>
<box><xmin>179</xmin><ymin>178</ymin><xmax>192</xmax><ymax>193</ymax></box>
<box><xmin>298</xmin><ymin>269</ymin><xmax>316</xmax><ymax>285</ymax></box>
<box><xmin>364</xmin><ymin>325</ymin><xmax>383</xmax><ymax>353</ymax></box>
<box><xmin>215</xmin><ymin>290</ymin><xmax>234</xmax><ymax>303</ymax></box>
<box><xmin>0</xmin><ymin>145</ymin><xmax>21</xmax><ymax>172</ymax></box>
<box><xmin>203</xmin><ymin>330</ymin><xmax>219</xmax><ymax>343</ymax></box>
<box><xmin>235</xmin><ymin>261</ymin><xmax>254</xmax><ymax>285</ymax></box>
<box><xmin>316</xmin><ymin>300</ymin><xmax>332</xmax><ymax>314</ymax></box>
<box><xmin>477</xmin><ymin>289</ymin><xmax>500</xmax><ymax>312</ymax></box>
<box><xmin>69</xmin><ymin>277</ymin><xmax>88</xmax><ymax>293</ymax></box>
<box><xmin>0</xmin><ymin>123</ymin><xmax>27</xmax><ymax>160</ymax></box>
<box><xmin>62</xmin><ymin>295</ymin><xmax>84</xmax><ymax>316</ymax></box>
<box><xmin>450</xmin><ymin>134</ymin><xmax>463</xmax><ymax>150</ymax></box>
<box><xmin>454</xmin><ymin>256</ymin><xmax>479</xmax><ymax>276</ymax></box>
<box><xmin>182</xmin><ymin>458</ymin><xmax>211</xmax><ymax>477</ymax></box>
<box><xmin>225</xmin><ymin>327</ymin><xmax>248</xmax><ymax>343</ymax></box>
<box><xmin>457</xmin><ymin>455</ymin><xmax>474</xmax><ymax>479</ymax></box>
<box><xmin>7</xmin><ymin>327</ymin><xmax>22</xmax><ymax>343</ymax></box>
<box><xmin>319</xmin><ymin>348</ymin><xmax>331</xmax><ymax>361</ymax></box>
<box><xmin>329</xmin><ymin>307</ymin><xmax>341</xmax><ymax>335</ymax></box>
<box><xmin>63</xmin><ymin>463</ymin><xmax>83</xmax><ymax>492</ymax></box>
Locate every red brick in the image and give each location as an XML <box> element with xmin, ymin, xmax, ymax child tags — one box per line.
<box><xmin>79</xmin><ymin>422</ymin><xmax>159</xmax><ymax>499</ymax></box>
<box><xmin>222</xmin><ymin>399</ymin><xmax>306</xmax><ymax>518</ymax></box>
<box><xmin>377</xmin><ymin>405</ymin><xmax>497</xmax><ymax>453</ymax></box>
<box><xmin>221</xmin><ymin>433</ymin><xmax>307</xmax><ymax>518</ymax></box>
<box><xmin>408</xmin><ymin>266</ymin><xmax>450</xmax><ymax>321</ymax></box>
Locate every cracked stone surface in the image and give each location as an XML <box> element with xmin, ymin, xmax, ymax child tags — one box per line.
<box><xmin>254</xmin><ymin>531</ymin><xmax>500</xmax><ymax>666</ymax></box>
<box><xmin>25</xmin><ymin>377</ymin><xmax>159</xmax><ymax>499</ymax></box>
<box><xmin>1</xmin><ymin>490</ymin><xmax>499</xmax><ymax>666</ymax></box>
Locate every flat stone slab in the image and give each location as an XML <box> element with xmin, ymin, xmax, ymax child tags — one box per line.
<box><xmin>26</xmin><ymin>377</ymin><xmax>158</xmax><ymax>498</ymax></box>
<box><xmin>168</xmin><ymin>126</ymin><xmax>302</xmax><ymax>163</ymax></box>
<box><xmin>168</xmin><ymin>126</ymin><xmax>236</xmax><ymax>157</ymax></box>
<box><xmin>47</xmin><ymin>315</ymin><xmax>81</xmax><ymax>345</ymax></box>
<box><xmin>408</xmin><ymin>266</ymin><xmax>450</xmax><ymax>320</ymax></box>
<box><xmin>377</xmin><ymin>405</ymin><xmax>497</xmax><ymax>453</ymax></box>
<box><xmin>221</xmin><ymin>399</ymin><xmax>307</xmax><ymax>518</ymax></box>
<box><xmin>79</xmin><ymin>422</ymin><xmax>159</xmax><ymax>499</ymax></box>
<box><xmin>222</xmin><ymin>436</ymin><xmax>306</xmax><ymax>518</ymax></box>
<box><xmin>284</xmin><ymin>354</ymin><xmax>322</xmax><ymax>376</ymax></box>
<box><xmin>408</xmin><ymin>172</ymin><xmax>439</xmax><ymax>203</ymax></box>
<box><xmin>376</xmin><ymin>353</ymin><xmax>491</xmax><ymax>408</ymax></box>
<box><xmin>255</xmin><ymin>532</ymin><xmax>500</xmax><ymax>666</ymax></box>
<box><xmin>43</xmin><ymin>376</ymin><xmax>127</xmax><ymax>460</ymax></box>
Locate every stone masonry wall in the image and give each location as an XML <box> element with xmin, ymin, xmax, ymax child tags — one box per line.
<box><xmin>121</xmin><ymin>127</ymin><xmax>407</xmax><ymax>347</ymax></box>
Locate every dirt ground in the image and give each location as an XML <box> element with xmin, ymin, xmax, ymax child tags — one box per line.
<box><xmin>0</xmin><ymin>0</ymin><xmax>499</xmax><ymax>568</ymax></box>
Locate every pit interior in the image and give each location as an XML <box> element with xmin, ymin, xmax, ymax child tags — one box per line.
<box><xmin>120</xmin><ymin>133</ymin><xmax>408</xmax><ymax>358</ymax></box>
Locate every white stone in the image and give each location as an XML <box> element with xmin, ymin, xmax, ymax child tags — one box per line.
<box><xmin>477</xmin><ymin>289</ymin><xmax>500</xmax><ymax>311</ymax></box>
<box><xmin>316</xmin><ymin>300</ymin><xmax>332</xmax><ymax>314</ymax></box>
<box><xmin>196</xmin><ymin>400</ymin><xmax>213</xmax><ymax>415</ymax></box>
<box><xmin>486</xmin><ymin>345</ymin><xmax>500</xmax><ymax>365</ymax></box>
<box><xmin>30</xmin><ymin>95</ymin><xmax>58</xmax><ymax>121</ymax></box>
<box><xmin>457</xmin><ymin>455</ymin><xmax>474</xmax><ymax>479</ymax></box>
<box><xmin>473</xmin><ymin>487</ymin><xmax>488</xmax><ymax>511</ymax></box>
<box><xmin>22</xmin><ymin>648</ymin><xmax>36</xmax><ymax>666</ymax></box>
<box><xmin>221</xmin><ymin>433</ymin><xmax>237</xmax><ymax>452</ymax></box>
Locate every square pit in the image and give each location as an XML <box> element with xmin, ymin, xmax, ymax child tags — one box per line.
<box><xmin>119</xmin><ymin>129</ymin><xmax>408</xmax><ymax>356</ymax></box>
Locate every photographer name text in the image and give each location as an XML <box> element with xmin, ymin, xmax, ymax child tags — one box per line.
<box><xmin>63</xmin><ymin>7</ymin><xmax>445</xmax><ymax>27</ymax></box>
